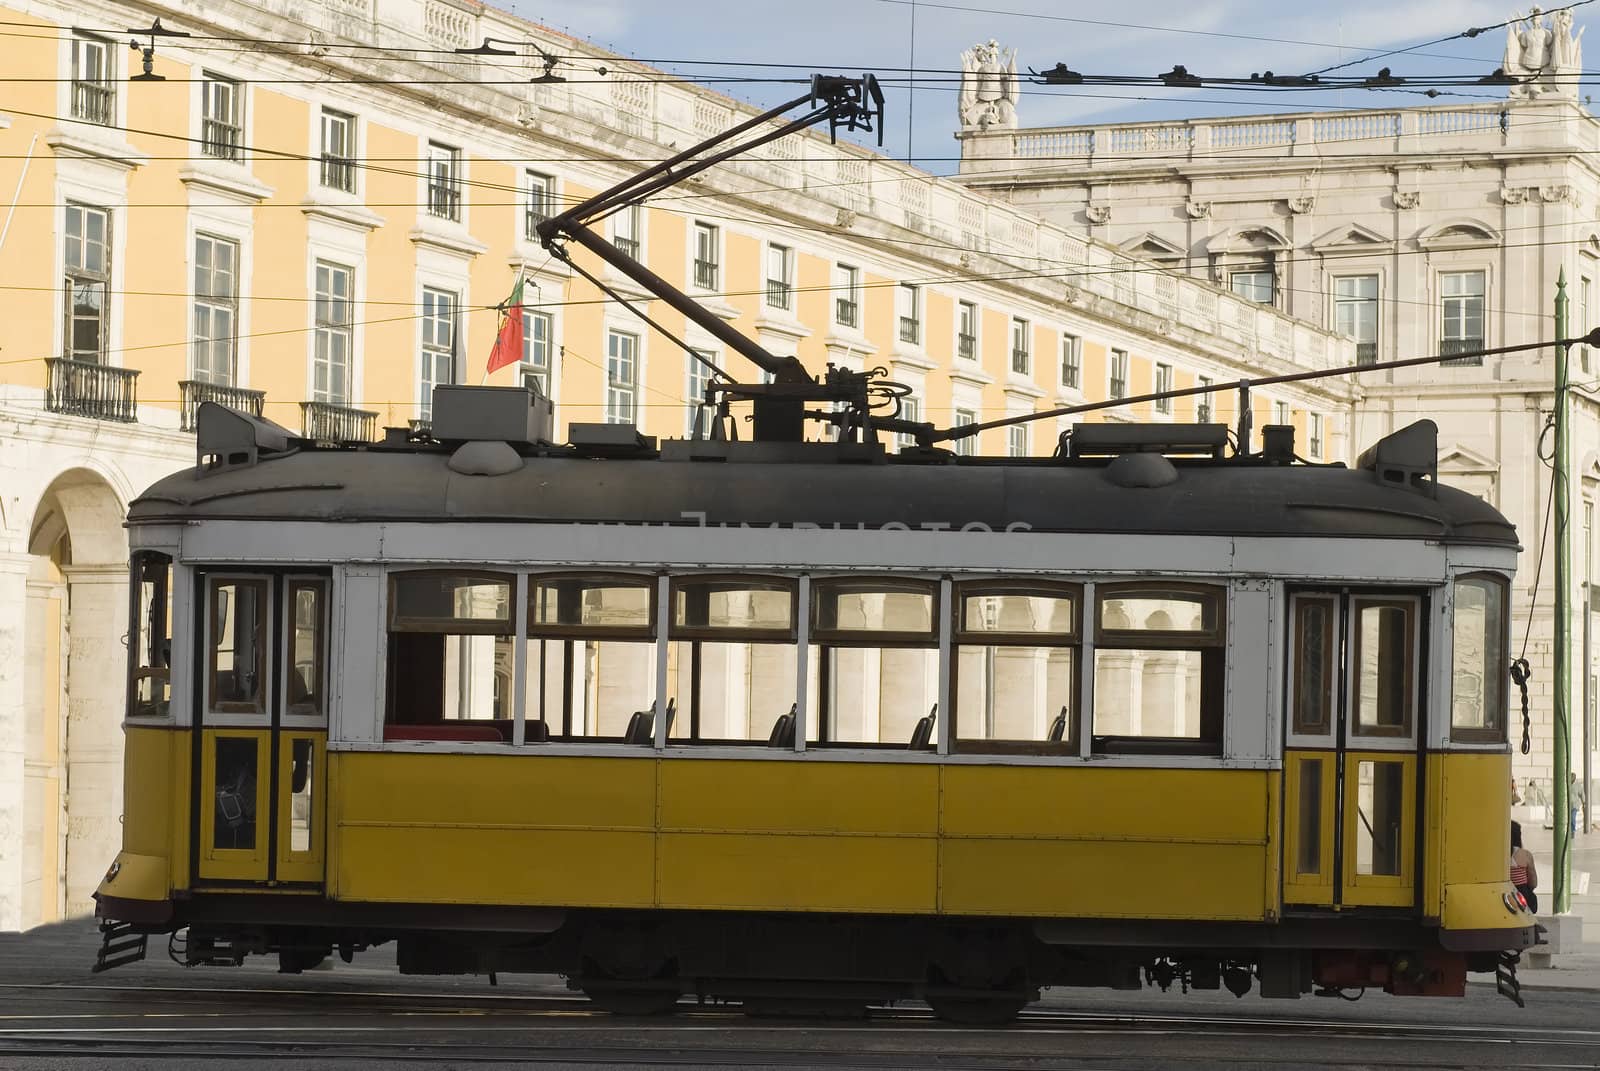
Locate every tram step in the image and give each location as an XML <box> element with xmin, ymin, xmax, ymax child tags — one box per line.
<box><xmin>91</xmin><ymin>921</ymin><xmax>148</xmax><ymax>973</ymax></box>
<box><xmin>1495</xmin><ymin>950</ymin><xmax>1524</xmax><ymax>1008</ymax></box>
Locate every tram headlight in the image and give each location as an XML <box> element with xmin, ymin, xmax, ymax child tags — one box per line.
<box><xmin>104</xmin><ymin>860</ymin><xmax>121</xmax><ymax>884</ymax></box>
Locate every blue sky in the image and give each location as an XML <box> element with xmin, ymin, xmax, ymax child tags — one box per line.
<box><xmin>501</xmin><ymin>0</ymin><xmax>1559</xmax><ymax>173</ymax></box>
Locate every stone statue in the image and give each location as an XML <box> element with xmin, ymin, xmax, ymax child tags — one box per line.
<box><xmin>959</xmin><ymin>40</ymin><xmax>1019</xmax><ymax>130</ymax></box>
<box><xmin>1505</xmin><ymin>6</ymin><xmax>1583</xmax><ymax>98</ymax></box>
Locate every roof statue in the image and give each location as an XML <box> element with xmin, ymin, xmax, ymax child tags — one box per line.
<box><xmin>959</xmin><ymin>40</ymin><xmax>1020</xmax><ymax>130</ymax></box>
<box><xmin>1505</xmin><ymin>6</ymin><xmax>1583</xmax><ymax>98</ymax></box>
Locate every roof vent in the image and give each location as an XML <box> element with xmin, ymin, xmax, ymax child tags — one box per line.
<box><xmin>1104</xmin><ymin>452</ymin><xmax>1179</xmax><ymax>488</ymax></box>
<box><xmin>195</xmin><ymin>402</ymin><xmax>294</xmax><ymax>472</ymax></box>
<box><xmin>1357</xmin><ymin>419</ymin><xmax>1437</xmax><ymax>497</ymax></box>
<box><xmin>430</xmin><ymin>385</ymin><xmax>553</xmax><ymax>444</ymax></box>
<box><xmin>1070</xmin><ymin>422</ymin><xmax>1227</xmax><ymax>459</ymax></box>
<box><xmin>568</xmin><ymin>422</ymin><xmax>658</xmax><ymax>458</ymax></box>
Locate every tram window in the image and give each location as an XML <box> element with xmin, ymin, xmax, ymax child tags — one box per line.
<box><xmin>386</xmin><ymin>572</ymin><xmax>514</xmax><ymax>737</ymax></box>
<box><xmin>1353</xmin><ymin>598</ymin><xmax>1416</xmax><ymax>737</ymax></box>
<box><xmin>1291</xmin><ymin>596</ymin><xmax>1337</xmax><ymax>736</ymax></box>
<box><xmin>286</xmin><ymin>580</ymin><xmax>327</xmax><ymax>719</ymax></box>
<box><xmin>525</xmin><ymin>574</ymin><xmax>657</xmax><ymax>741</ymax></box>
<box><xmin>670</xmin><ymin>578</ymin><xmax>797</xmax><ymax>743</ymax></box>
<box><xmin>953</xmin><ymin>584</ymin><xmax>1079</xmax><ymax>753</ymax></box>
<box><xmin>1451</xmin><ymin>575</ymin><xmax>1508</xmax><ymax>742</ymax></box>
<box><xmin>128</xmin><ymin>552</ymin><xmax>172</xmax><ymax>719</ymax></box>
<box><xmin>1356</xmin><ymin>759</ymin><xmax>1405</xmax><ymax>876</ymax></box>
<box><xmin>811</xmin><ymin>579</ymin><xmax>939</xmax><ymax>747</ymax></box>
<box><xmin>209</xmin><ymin>577</ymin><xmax>269</xmax><ymax>715</ymax></box>
<box><xmin>1091</xmin><ymin>584</ymin><xmax>1225</xmax><ymax>754</ymax></box>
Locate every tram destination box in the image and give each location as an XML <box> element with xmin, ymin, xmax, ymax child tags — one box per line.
<box><xmin>431</xmin><ymin>385</ymin><xmax>553</xmax><ymax>444</ymax></box>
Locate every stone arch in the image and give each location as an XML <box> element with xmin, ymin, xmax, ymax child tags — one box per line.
<box><xmin>17</xmin><ymin>468</ymin><xmax>128</xmax><ymax>927</ymax></box>
<box><xmin>1417</xmin><ymin>219</ymin><xmax>1501</xmax><ymax>250</ymax></box>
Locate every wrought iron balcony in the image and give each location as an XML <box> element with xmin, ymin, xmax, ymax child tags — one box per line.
<box><xmin>301</xmin><ymin>400</ymin><xmax>377</xmax><ymax>443</ymax></box>
<box><xmin>766</xmin><ymin>280</ymin><xmax>792</xmax><ymax>310</ymax></box>
<box><xmin>898</xmin><ymin>316</ymin><xmax>920</xmax><ymax>345</ymax></box>
<box><xmin>201</xmin><ymin>117</ymin><xmax>242</xmax><ymax>161</ymax></box>
<box><xmin>957</xmin><ymin>332</ymin><xmax>976</xmax><ymax>360</ymax></box>
<box><xmin>693</xmin><ymin>258</ymin><xmax>718</xmax><ymax>290</ymax></box>
<box><xmin>71</xmin><ymin>80</ymin><xmax>114</xmax><ymax>125</ymax></box>
<box><xmin>835</xmin><ymin>298</ymin><xmax>858</xmax><ymax>328</ymax></box>
<box><xmin>45</xmin><ymin>358</ymin><xmax>138</xmax><ymax>422</ymax></box>
<box><xmin>427</xmin><ymin>182</ymin><xmax>461</xmax><ymax>221</ymax></box>
<box><xmin>1356</xmin><ymin>341</ymin><xmax>1378</xmax><ymax>365</ymax></box>
<box><xmin>612</xmin><ymin>236</ymin><xmax>640</xmax><ymax>259</ymax></box>
<box><xmin>1440</xmin><ymin>337</ymin><xmax>1484</xmax><ymax>366</ymax></box>
<box><xmin>179</xmin><ymin>380</ymin><xmax>265</xmax><ymax>432</ymax></box>
<box><xmin>1011</xmin><ymin>348</ymin><xmax>1030</xmax><ymax>374</ymax></box>
<box><xmin>320</xmin><ymin>154</ymin><xmax>355</xmax><ymax>193</ymax></box>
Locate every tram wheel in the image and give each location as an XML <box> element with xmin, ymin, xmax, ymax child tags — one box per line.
<box><xmin>277</xmin><ymin>946</ymin><xmax>330</xmax><ymax>974</ymax></box>
<box><xmin>926</xmin><ymin>994</ymin><xmax>1027</xmax><ymax>1026</ymax></box>
<box><xmin>582</xmin><ymin>987</ymin><xmax>681</xmax><ymax>1016</ymax></box>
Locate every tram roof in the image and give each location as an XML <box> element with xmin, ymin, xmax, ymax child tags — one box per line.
<box><xmin>127</xmin><ymin>445</ymin><xmax>1518</xmax><ymax>548</ymax></box>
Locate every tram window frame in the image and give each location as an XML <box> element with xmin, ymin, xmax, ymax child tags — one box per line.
<box><xmin>284</xmin><ymin>577</ymin><xmax>329</xmax><ymax>721</ymax></box>
<box><xmin>525</xmin><ymin>572</ymin><xmax>659</xmax><ymax>741</ymax></box>
<box><xmin>1351</xmin><ymin>595</ymin><xmax>1418</xmax><ymax>739</ymax></box>
<box><xmin>1290</xmin><ymin>594</ymin><xmax>1338</xmax><ymax>737</ymax></box>
<box><xmin>127</xmin><ymin>551</ymin><xmax>173</xmax><ymax>720</ymax></box>
<box><xmin>385</xmin><ymin>570</ymin><xmax>516</xmax><ymax>734</ymax></box>
<box><xmin>669</xmin><ymin>575</ymin><xmax>799</xmax><ymax>743</ymax></box>
<box><xmin>1449</xmin><ymin>573</ymin><xmax>1509</xmax><ymax>744</ymax></box>
<box><xmin>810</xmin><ymin>578</ymin><xmax>941</xmax><ymax>748</ymax></box>
<box><xmin>207</xmin><ymin>575</ymin><xmax>271</xmax><ymax>716</ymax></box>
<box><xmin>1090</xmin><ymin>582</ymin><xmax>1226</xmax><ymax>755</ymax></box>
<box><xmin>952</xmin><ymin>581</ymin><xmax>1081</xmax><ymax>755</ymax></box>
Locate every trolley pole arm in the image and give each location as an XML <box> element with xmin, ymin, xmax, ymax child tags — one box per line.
<box><xmin>534</xmin><ymin>75</ymin><xmax>884</xmax><ymax>386</ymax></box>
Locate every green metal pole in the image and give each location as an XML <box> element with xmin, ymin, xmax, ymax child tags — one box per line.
<box><xmin>1555</xmin><ymin>268</ymin><xmax>1572</xmax><ymax>915</ymax></box>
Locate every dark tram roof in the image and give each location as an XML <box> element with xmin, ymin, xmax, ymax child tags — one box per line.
<box><xmin>130</xmin><ymin>418</ymin><xmax>1518</xmax><ymax>548</ymax></box>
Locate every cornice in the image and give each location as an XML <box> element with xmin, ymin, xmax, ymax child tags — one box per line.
<box><xmin>948</xmin><ymin>364</ymin><xmax>996</xmax><ymax>387</ymax></box>
<box><xmin>178</xmin><ymin>164</ymin><xmax>274</xmax><ymax>203</ymax></box>
<box><xmin>409</xmin><ymin>224</ymin><xmax>489</xmax><ymax>259</ymax></box>
<box><xmin>301</xmin><ymin>194</ymin><xmax>385</xmax><ymax>232</ymax></box>
<box><xmin>753</xmin><ymin>316</ymin><xmax>813</xmax><ymax>344</ymax></box>
<box><xmin>46</xmin><ymin>127</ymin><xmax>149</xmax><ymax>171</ymax></box>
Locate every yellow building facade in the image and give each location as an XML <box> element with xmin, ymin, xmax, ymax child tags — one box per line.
<box><xmin>0</xmin><ymin>0</ymin><xmax>1354</xmax><ymax>930</ymax></box>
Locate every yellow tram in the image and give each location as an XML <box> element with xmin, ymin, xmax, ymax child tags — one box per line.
<box><xmin>94</xmin><ymin>393</ymin><xmax>1536</xmax><ymax>1021</ymax></box>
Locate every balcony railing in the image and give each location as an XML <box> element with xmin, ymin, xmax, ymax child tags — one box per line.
<box><xmin>321</xmin><ymin>154</ymin><xmax>355</xmax><ymax>193</ymax></box>
<box><xmin>1356</xmin><ymin>341</ymin><xmax>1378</xmax><ymax>365</ymax></box>
<box><xmin>179</xmin><ymin>379</ymin><xmax>265</xmax><ymax>432</ymax></box>
<box><xmin>613</xmin><ymin>236</ymin><xmax>639</xmax><ymax>259</ymax></box>
<box><xmin>427</xmin><ymin>182</ymin><xmax>461</xmax><ymax>221</ymax></box>
<box><xmin>46</xmin><ymin>357</ymin><xmax>138</xmax><ymax>422</ymax></box>
<box><xmin>836</xmin><ymin>298</ymin><xmax>858</xmax><ymax>327</ymax></box>
<box><xmin>301</xmin><ymin>400</ymin><xmax>377</xmax><ymax>443</ymax></box>
<box><xmin>693</xmin><ymin>258</ymin><xmax>718</xmax><ymax>290</ymax></box>
<box><xmin>1440</xmin><ymin>337</ymin><xmax>1484</xmax><ymax>366</ymax></box>
<box><xmin>201</xmin><ymin>117</ymin><xmax>242</xmax><ymax>161</ymax></box>
<box><xmin>766</xmin><ymin>280</ymin><xmax>792</xmax><ymax>310</ymax></box>
<box><xmin>898</xmin><ymin>316</ymin><xmax>920</xmax><ymax>345</ymax></box>
<box><xmin>1062</xmin><ymin>364</ymin><xmax>1080</xmax><ymax>389</ymax></box>
<box><xmin>1011</xmin><ymin>348</ymin><xmax>1030</xmax><ymax>374</ymax></box>
<box><xmin>957</xmin><ymin>332</ymin><xmax>976</xmax><ymax>360</ymax></box>
<box><xmin>71</xmin><ymin>80</ymin><xmax>114</xmax><ymax>125</ymax></box>
<box><xmin>1197</xmin><ymin>403</ymin><xmax>1213</xmax><ymax>423</ymax></box>
<box><xmin>1110</xmin><ymin>376</ymin><xmax>1127</xmax><ymax>400</ymax></box>
<box><xmin>524</xmin><ymin>208</ymin><xmax>548</xmax><ymax>241</ymax></box>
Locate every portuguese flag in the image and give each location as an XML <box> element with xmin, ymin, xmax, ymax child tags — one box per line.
<box><xmin>486</xmin><ymin>273</ymin><xmax>526</xmax><ymax>374</ymax></box>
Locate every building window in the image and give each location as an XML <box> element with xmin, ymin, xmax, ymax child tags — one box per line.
<box><xmin>320</xmin><ymin>109</ymin><xmax>356</xmax><ymax>193</ymax></box>
<box><xmin>1273</xmin><ymin>400</ymin><xmax>1290</xmax><ymax>424</ymax></box>
<box><xmin>426</xmin><ymin>141</ymin><xmax>461</xmax><ymax>221</ymax></box>
<box><xmin>765</xmin><ymin>243</ymin><xmax>793</xmax><ymax>310</ymax></box>
<box><xmin>524</xmin><ymin>171</ymin><xmax>554</xmax><ymax>240</ymax></box>
<box><xmin>686</xmin><ymin>348</ymin><xmax>716</xmax><ymax>436</ymax></box>
<box><xmin>1011</xmin><ymin>317</ymin><xmax>1030</xmax><ymax>375</ymax></box>
<box><xmin>958</xmin><ymin>301</ymin><xmax>978</xmax><ymax>360</ymax></box>
<box><xmin>898</xmin><ymin>284</ymin><xmax>921</xmax><ymax>345</ymax></box>
<box><xmin>613</xmin><ymin>204</ymin><xmax>640</xmax><ymax>258</ymax></box>
<box><xmin>312</xmin><ymin>260</ymin><xmax>353</xmax><ymax>403</ymax></box>
<box><xmin>954</xmin><ymin>407</ymin><xmax>977</xmax><ymax>456</ymax></box>
<box><xmin>1109</xmin><ymin>348</ymin><xmax>1129</xmax><ymax>400</ymax></box>
<box><xmin>192</xmin><ymin>234</ymin><xmax>238</xmax><ymax>384</ymax></box>
<box><xmin>1154</xmin><ymin>362</ymin><xmax>1173</xmax><ymax>414</ymax></box>
<box><xmin>520</xmin><ymin>309</ymin><xmax>553</xmax><ymax>396</ymax></box>
<box><xmin>1334</xmin><ymin>274</ymin><xmax>1378</xmax><ymax>366</ymax></box>
<box><xmin>693</xmin><ymin>222</ymin><xmax>719</xmax><ymax>290</ymax></box>
<box><xmin>1007</xmin><ymin>425</ymin><xmax>1028</xmax><ymax>458</ymax></box>
<box><xmin>1061</xmin><ymin>333</ymin><xmax>1081</xmax><ymax>389</ymax></box>
<box><xmin>1441</xmin><ymin>270</ymin><xmax>1486</xmax><ymax>365</ymax></box>
<box><xmin>897</xmin><ymin>395</ymin><xmax>921</xmax><ymax>451</ymax></box>
<box><xmin>419</xmin><ymin>287</ymin><xmax>457</xmax><ymax>419</ymax></box>
<box><xmin>834</xmin><ymin>264</ymin><xmax>859</xmax><ymax>327</ymax></box>
<box><xmin>1197</xmin><ymin>375</ymin><xmax>1213</xmax><ymax>423</ymax></box>
<box><xmin>200</xmin><ymin>74</ymin><xmax>242</xmax><ymax>161</ymax></box>
<box><xmin>64</xmin><ymin>203</ymin><xmax>110</xmax><ymax>363</ymax></box>
<box><xmin>1581</xmin><ymin>271</ymin><xmax>1593</xmax><ymax>374</ymax></box>
<box><xmin>1231</xmin><ymin>269</ymin><xmax>1273</xmax><ymax>304</ymax></box>
<box><xmin>606</xmin><ymin>330</ymin><xmax>638</xmax><ymax>424</ymax></box>
<box><xmin>70</xmin><ymin>34</ymin><xmax>115</xmax><ymax>126</ymax></box>
<box><xmin>1308</xmin><ymin>413</ymin><xmax>1324</xmax><ymax>458</ymax></box>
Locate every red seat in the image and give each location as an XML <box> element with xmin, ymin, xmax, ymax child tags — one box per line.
<box><xmin>383</xmin><ymin>723</ymin><xmax>505</xmax><ymax>742</ymax></box>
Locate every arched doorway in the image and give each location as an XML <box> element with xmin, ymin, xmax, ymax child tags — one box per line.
<box><xmin>21</xmin><ymin>469</ymin><xmax>127</xmax><ymax>926</ymax></box>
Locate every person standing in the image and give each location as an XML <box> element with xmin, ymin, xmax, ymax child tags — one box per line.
<box><xmin>1511</xmin><ymin>820</ymin><xmax>1540</xmax><ymax>914</ymax></box>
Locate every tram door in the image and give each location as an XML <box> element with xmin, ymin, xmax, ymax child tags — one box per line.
<box><xmin>1283</xmin><ymin>591</ymin><xmax>1423</xmax><ymax>910</ymax></box>
<box><xmin>195</xmin><ymin>572</ymin><xmax>329</xmax><ymax>886</ymax></box>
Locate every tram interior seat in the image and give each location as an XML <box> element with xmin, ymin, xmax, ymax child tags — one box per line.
<box><xmin>1047</xmin><ymin>706</ymin><xmax>1068</xmax><ymax>743</ymax></box>
<box><xmin>768</xmin><ymin>705</ymin><xmax>797</xmax><ymax>748</ymax></box>
<box><xmin>624</xmin><ymin>699</ymin><xmax>677</xmax><ymax>744</ymax></box>
<box><xmin>526</xmin><ymin>720</ymin><xmax>550</xmax><ymax>742</ymax></box>
<box><xmin>909</xmin><ymin>705</ymin><xmax>937</xmax><ymax>750</ymax></box>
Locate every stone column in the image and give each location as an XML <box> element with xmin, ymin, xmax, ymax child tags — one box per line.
<box><xmin>60</xmin><ymin>563</ymin><xmax>128</xmax><ymax>917</ymax></box>
<box><xmin>0</xmin><ymin>552</ymin><xmax>32</xmax><ymax>931</ymax></box>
